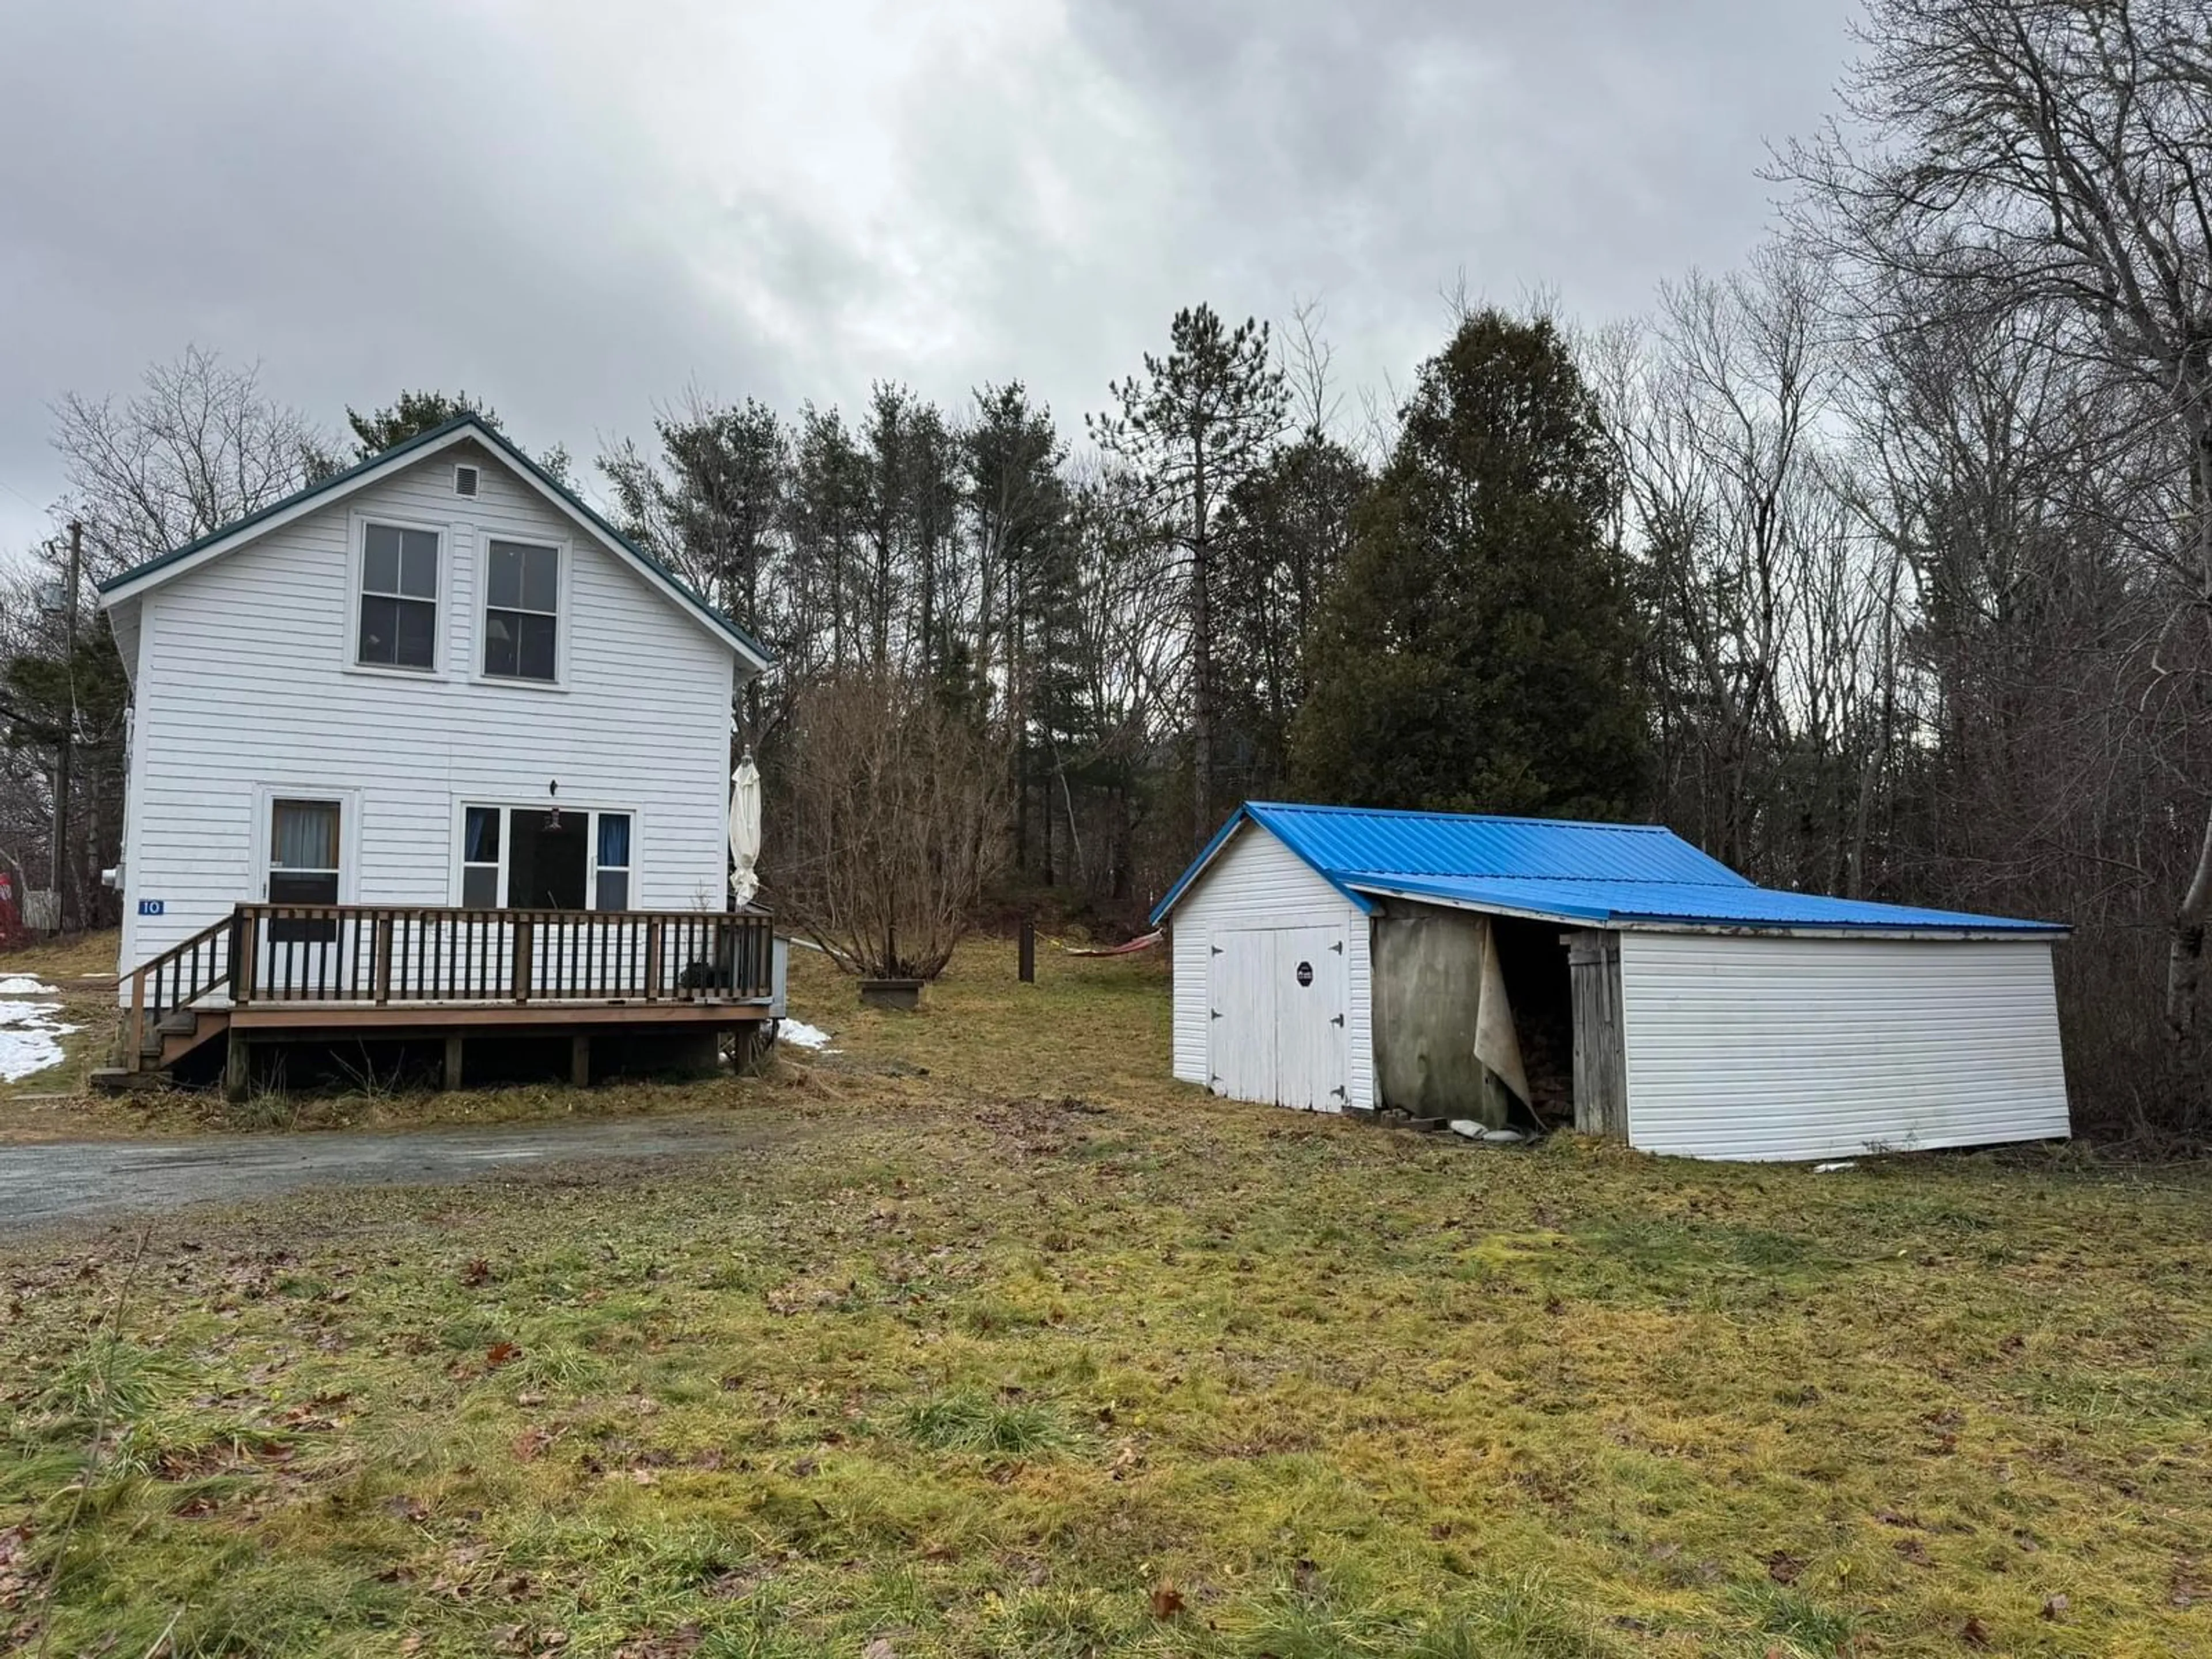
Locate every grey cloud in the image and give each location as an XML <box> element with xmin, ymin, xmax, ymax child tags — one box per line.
<box><xmin>0</xmin><ymin>0</ymin><xmax>1854</xmax><ymax>554</ymax></box>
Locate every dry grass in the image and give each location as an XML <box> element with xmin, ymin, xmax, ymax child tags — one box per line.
<box><xmin>0</xmin><ymin>929</ymin><xmax>135</xmax><ymax>1140</ymax></box>
<box><xmin>1</xmin><ymin>937</ymin><xmax>2209</xmax><ymax>1656</ymax></box>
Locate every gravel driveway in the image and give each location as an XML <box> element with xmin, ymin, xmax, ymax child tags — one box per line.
<box><xmin>0</xmin><ymin>1115</ymin><xmax>768</xmax><ymax>1236</ymax></box>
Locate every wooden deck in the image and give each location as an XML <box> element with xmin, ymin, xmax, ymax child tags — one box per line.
<box><xmin>116</xmin><ymin>903</ymin><xmax>777</xmax><ymax>1092</ymax></box>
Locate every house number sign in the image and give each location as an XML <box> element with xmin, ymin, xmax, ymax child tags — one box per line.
<box><xmin>1296</xmin><ymin>960</ymin><xmax>1313</xmax><ymax>987</ymax></box>
<box><xmin>138</xmin><ymin>899</ymin><xmax>164</xmax><ymax>916</ymax></box>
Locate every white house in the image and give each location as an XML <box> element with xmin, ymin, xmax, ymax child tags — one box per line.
<box><xmin>96</xmin><ymin>413</ymin><xmax>777</xmax><ymax>1089</ymax></box>
<box><xmin>1152</xmin><ymin>802</ymin><xmax>2073</xmax><ymax>1163</ymax></box>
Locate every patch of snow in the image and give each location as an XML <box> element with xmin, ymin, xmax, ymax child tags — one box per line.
<box><xmin>779</xmin><ymin>1018</ymin><xmax>833</xmax><ymax>1051</ymax></box>
<box><xmin>1812</xmin><ymin>1160</ymin><xmax>1858</xmax><ymax>1174</ymax></box>
<box><xmin>0</xmin><ymin>997</ymin><xmax>78</xmax><ymax>1081</ymax></box>
<box><xmin>0</xmin><ymin>976</ymin><xmax>58</xmax><ymax>995</ymax></box>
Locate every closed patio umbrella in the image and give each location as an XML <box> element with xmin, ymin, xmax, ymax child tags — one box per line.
<box><xmin>729</xmin><ymin>751</ymin><xmax>762</xmax><ymax>909</ymax></box>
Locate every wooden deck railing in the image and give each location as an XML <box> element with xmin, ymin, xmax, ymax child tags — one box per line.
<box><xmin>228</xmin><ymin>904</ymin><xmax>775</xmax><ymax>1007</ymax></box>
<box><xmin>125</xmin><ymin>912</ymin><xmax>238</xmax><ymax>1060</ymax></box>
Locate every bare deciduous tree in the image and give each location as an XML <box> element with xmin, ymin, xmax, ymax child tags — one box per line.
<box><xmin>54</xmin><ymin>345</ymin><xmax>336</xmax><ymax>578</ymax></box>
<box><xmin>1779</xmin><ymin>0</ymin><xmax>2212</xmax><ymax>1033</ymax></box>
<box><xmin>774</xmin><ymin>673</ymin><xmax>1010</xmax><ymax>981</ymax></box>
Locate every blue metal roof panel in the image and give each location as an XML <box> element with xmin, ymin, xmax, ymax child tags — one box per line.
<box><xmin>1246</xmin><ymin>800</ymin><xmax>1749</xmax><ymax>886</ymax></box>
<box><xmin>1345</xmin><ymin>874</ymin><xmax>2065</xmax><ymax>934</ymax></box>
<box><xmin>1151</xmin><ymin>802</ymin><xmax>2066</xmax><ymax>935</ymax></box>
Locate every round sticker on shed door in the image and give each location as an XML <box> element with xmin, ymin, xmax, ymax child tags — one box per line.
<box><xmin>1295</xmin><ymin>960</ymin><xmax>1313</xmax><ymax>987</ymax></box>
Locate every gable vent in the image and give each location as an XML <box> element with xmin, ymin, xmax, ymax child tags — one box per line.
<box><xmin>454</xmin><ymin>464</ymin><xmax>480</xmax><ymax>498</ymax></box>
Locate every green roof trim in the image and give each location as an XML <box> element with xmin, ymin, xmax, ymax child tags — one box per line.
<box><xmin>96</xmin><ymin>412</ymin><xmax>774</xmax><ymax>668</ymax></box>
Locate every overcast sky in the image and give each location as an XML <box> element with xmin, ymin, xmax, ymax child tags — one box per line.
<box><xmin>0</xmin><ymin>0</ymin><xmax>1855</xmax><ymax>557</ymax></box>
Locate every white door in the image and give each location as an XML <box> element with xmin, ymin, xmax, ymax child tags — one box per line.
<box><xmin>1207</xmin><ymin>925</ymin><xmax>1348</xmax><ymax>1112</ymax></box>
<box><xmin>1210</xmin><ymin>931</ymin><xmax>1276</xmax><ymax>1102</ymax></box>
<box><xmin>1271</xmin><ymin>926</ymin><xmax>1347</xmax><ymax>1112</ymax></box>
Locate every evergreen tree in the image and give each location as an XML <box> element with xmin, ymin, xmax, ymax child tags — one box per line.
<box><xmin>1092</xmin><ymin>305</ymin><xmax>1288</xmax><ymax>847</ymax></box>
<box><xmin>1213</xmin><ymin>431</ymin><xmax>1370</xmax><ymax>798</ymax></box>
<box><xmin>599</xmin><ymin>397</ymin><xmax>788</xmax><ymax>732</ymax></box>
<box><xmin>346</xmin><ymin>389</ymin><xmax>501</xmax><ymax>457</ymax></box>
<box><xmin>1290</xmin><ymin>309</ymin><xmax>1647</xmax><ymax>819</ymax></box>
<box><xmin>964</xmin><ymin>385</ymin><xmax>1069</xmax><ymax>870</ymax></box>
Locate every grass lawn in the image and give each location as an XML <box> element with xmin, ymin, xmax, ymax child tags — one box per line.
<box><xmin>3</xmin><ymin>939</ymin><xmax>2209</xmax><ymax>1657</ymax></box>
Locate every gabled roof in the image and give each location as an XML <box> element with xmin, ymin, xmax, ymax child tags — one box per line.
<box><xmin>96</xmin><ymin>413</ymin><xmax>772</xmax><ymax>671</ymax></box>
<box><xmin>1151</xmin><ymin>801</ymin><xmax>2067</xmax><ymax>937</ymax></box>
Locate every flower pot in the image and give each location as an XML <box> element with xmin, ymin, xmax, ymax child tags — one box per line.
<box><xmin>859</xmin><ymin>977</ymin><xmax>923</xmax><ymax>1012</ymax></box>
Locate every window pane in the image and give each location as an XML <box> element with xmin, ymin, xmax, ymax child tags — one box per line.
<box><xmin>521</xmin><ymin>545</ymin><xmax>558</xmax><ymax>613</ymax></box>
<box><xmin>517</xmin><ymin>612</ymin><xmax>557</xmax><ymax>680</ymax></box>
<box><xmin>462</xmin><ymin>865</ymin><xmax>499</xmax><ymax>908</ymax></box>
<box><xmin>271</xmin><ymin>800</ymin><xmax>339</xmax><ymax>870</ymax></box>
<box><xmin>363</xmin><ymin>525</ymin><xmax>400</xmax><ymax>594</ymax></box>
<box><xmin>358</xmin><ymin>594</ymin><xmax>397</xmax><ymax>664</ymax></box>
<box><xmin>596</xmin><ymin>812</ymin><xmax>631</xmax><ymax>869</ymax></box>
<box><xmin>464</xmin><ymin>806</ymin><xmax>501</xmax><ymax>862</ymax></box>
<box><xmin>484</xmin><ymin>611</ymin><xmax>517</xmax><ymax>677</ymax></box>
<box><xmin>487</xmin><ymin>544</ymin><xmax>522</xmax><ymax>610</ymax></box>
<box><xmin>394</xmin><ymin>597</ymin><xmax>436</xmax><ymax>668</ymax></box>
<box><xmin>595</xmin><ymin>869</ymin><xmax>629</xmax><ymax>911</ymax></box>
<box><xmin>268</xmin><ymin>869</ymin><xmax>340</xmax><ymax>942</ymax></box>
<box><xmin>399</xmin><ymin>530</ymin><xmax>439</xmax><ymax>597</ymax></box>
<box><xmin>269</xmin><ymin>869</ymin><xmax>340</xmax><ymax>904</ymax></box>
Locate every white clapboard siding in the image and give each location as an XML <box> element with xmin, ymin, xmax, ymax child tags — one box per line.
<box><xmin>1171</xmin><ymin>923</ymin><xmax>1210</xmax><ymax>1084</ymax></box>
<box><xmin>1618</xmin><ymin>932</ymin><xmax>2070</xmax><ymax>1161</ymax></box>
<box><xmin>1168</xmin><ymin>824</ymin><xmax>1374</xmax><ymax>1109</ymax></box>
<box><xmin>116</xmin><ymin>438</ymin><xmax>737</xmax><ymax>984</ymax></box>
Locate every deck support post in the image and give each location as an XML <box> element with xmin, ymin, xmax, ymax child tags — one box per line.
<box><xmin>127</xmin><ymin>968</ymin><xmax>146</xmax><ymax>1073</ymax></box>
<box><xmin>443</xmin><ymin>1033</ymin><xmax>464</xmax><ymax>1092</ymax></box>
<box><xmin>224</xmin><ymin>1035</ymin><xmax>250</xmax><ymax>1103</ymax></box>
<box><xmin>570</xmin><ymin>1034</ymin><xmax>590</xmax><ymax>1088</ymax></box>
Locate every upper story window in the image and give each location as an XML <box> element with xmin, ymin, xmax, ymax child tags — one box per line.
<box><xmin>484</xmin><ymin>540</ymin><xmax>559</xmax><ymax>682</ymax></box>
<box><xmin>358</xmin><ymin>523</ymin><xmax>439</xmax><ymax>670</ymax></box>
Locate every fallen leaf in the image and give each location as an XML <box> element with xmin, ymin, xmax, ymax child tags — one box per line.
<box><xmin>486</xmin><ymin>1341</ymin><xmax>522</xmax><ymax>1370</ymax></box>
<box><xmin>1149</xmin><ymin>1583</ymin><xmax>1186</xmax><ymax>1619</ymax></box>
<box><xmin>513</xmin><ymin>1429</ymin><xmax>552</xmax><ymax>1463</ymax></box>
<box><xmin>861</xmin><ymin>1640</ymin><xmax>898</xmax><ymax>1659</ymax></box>
<box><xmin>463</xmin><ymin>1258</ymin><xmax>494</xmax><ymax>1287</ymax></box>
<box><xmin>1764</xmin><ymin>1551</ymin><xmax>1804</xmax><ymax>1585</ymax></box>
<box><xmin>1961</xmin><ymin>1615</ymin><xmax>1991</xmax><ymax>1648</ymax></box>
<box><xmin>2041</xmin><ymin>1593</ymin><xmax>2069</xmax><ymax>1620</ymax></box>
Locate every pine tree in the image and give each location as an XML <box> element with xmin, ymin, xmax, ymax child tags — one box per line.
<box><xmin>346</xmin><ymin>390</ymin><xmax>501</xmax><ymax>457</ymax></box>
<box><xmin>1290</xmin><ymin>309</ymin><xmax>1647</xmax><ymax>819</ymax></box>
<box><xmin>1092</xmin><ymin>305</ymin><xmax>1288</xmax><ymax>847</ymax></box>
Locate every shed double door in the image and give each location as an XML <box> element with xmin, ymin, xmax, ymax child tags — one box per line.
<box><xmin>1210</xmin><ymin>925</ymin><xmax>1348</xmax><ymax>1112</ymax></box>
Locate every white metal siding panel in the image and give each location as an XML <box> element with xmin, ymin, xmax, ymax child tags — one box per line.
<box><xmin>1618</xmin><ymin>933</ymin><xmax>2070</xmax><ymax>1162</ymax></box>
<box><xmin>1169</xmin><ymin>825</ymin><xmax>1372</xmax><ymax>1108</ymax></box>
<box><xmin>1171</xmin><ymin>922</ymin><xmax>1209</xmax><ymax>1084</ymax></box>
<box><xmin>1345</xmin><ymin>914</ymin><xmax>1373</xmax><ymax>1109</ymax></box>
<box><xmin>118</xmin><ymin>441</ymin><xmax>736</xmax><ymax>992</ymax></box>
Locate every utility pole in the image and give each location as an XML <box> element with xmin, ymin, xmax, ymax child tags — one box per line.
<box><xmin>48</xmin><ymin>520</ymin><xmax>80</xmax><ymax>933</ymax></box>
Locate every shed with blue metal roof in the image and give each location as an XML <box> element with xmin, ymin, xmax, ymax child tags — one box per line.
<box><xmin>1152</xmin><ymin>802</ymin><xmax>2070</xmax><ymax>1162</ymax></box>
